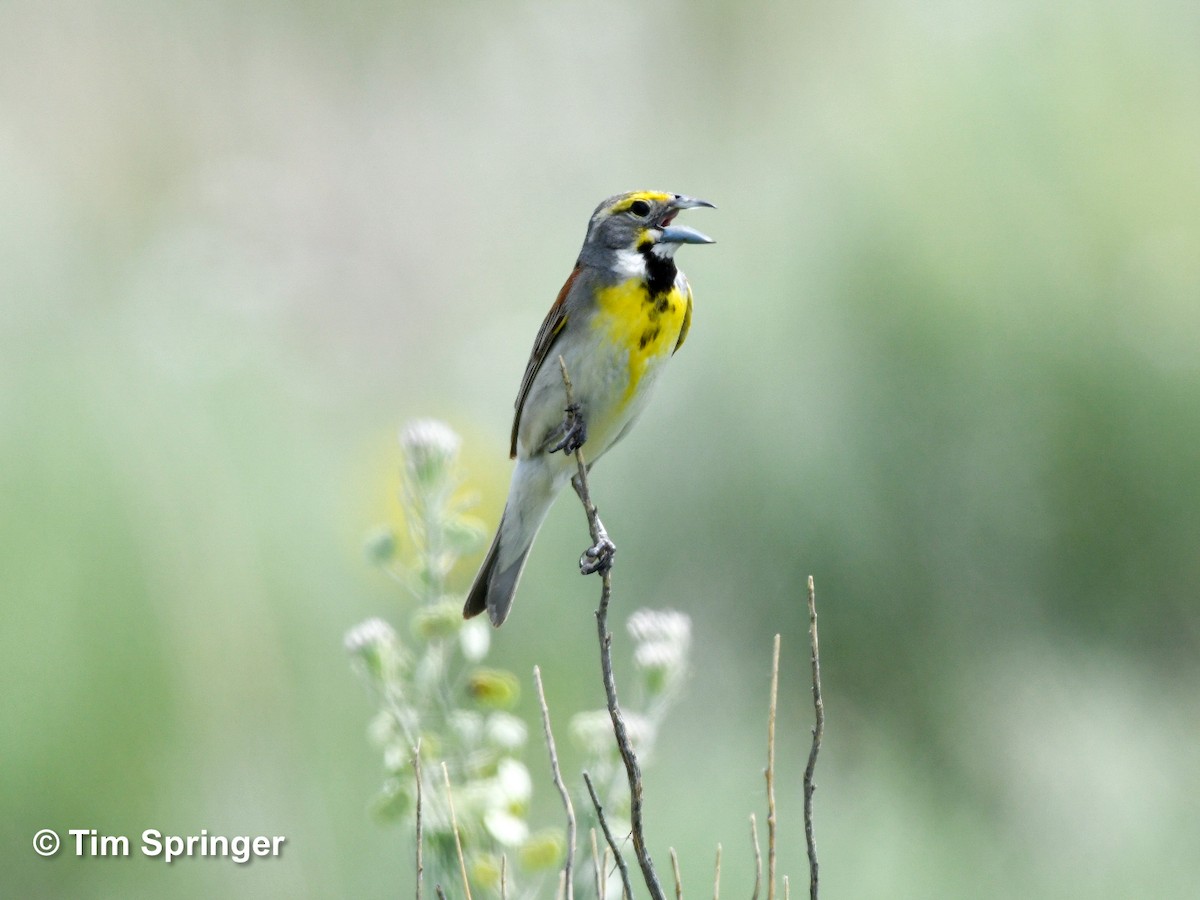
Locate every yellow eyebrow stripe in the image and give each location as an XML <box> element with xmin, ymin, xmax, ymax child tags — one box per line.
<box><xmin>611</xmin><ymin>191</ymin><xmax>673</xmax><ymax>214</ymax></box>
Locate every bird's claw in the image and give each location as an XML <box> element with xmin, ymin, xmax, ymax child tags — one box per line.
<box><xmin>551</xmin><ymin>403</ymin><xmax>588</xmax><ymax>455</ymax></box>
<box><xmin>579</xmin><ymin>535</ymin><xmax>615</xmax><ymax>575</ymax></box>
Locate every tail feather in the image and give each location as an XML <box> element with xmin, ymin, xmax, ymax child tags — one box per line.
<box><xmin>462</xmin><ymin>514</ymin><xmax>535</xmax><ymax>627</ymax></box>
<box><xmin>462</xmin><ymin>459</ymin><xmax>561</xmax><ymax>627</ymax></box>
<box><xmin>462</xmin><ymin>529</ymin><xmax>499</xmax><ymax>621</ymax></box>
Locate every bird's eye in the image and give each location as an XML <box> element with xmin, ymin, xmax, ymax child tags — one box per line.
<box><xmin>629</xmin><ymin>200</ymin><xmax>651</xmax><ymax>217</ymax></box>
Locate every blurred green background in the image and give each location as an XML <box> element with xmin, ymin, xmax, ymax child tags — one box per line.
<box><xmin>3</xmin><ymin>1</ymin><xmax>1198</xmax><ymax>897</ymax></box>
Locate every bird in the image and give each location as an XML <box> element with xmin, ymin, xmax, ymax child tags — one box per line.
<box><xmin>463</xmin><ymin>190</ymin><xmax>714</xmax><ymax>627</ymax></box>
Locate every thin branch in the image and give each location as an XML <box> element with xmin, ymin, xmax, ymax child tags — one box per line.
<box><xmin>435</xmin><ymin>887</ymin><xmax>448</xmax><ymax>900</ymax></box>
<box><xmin>602</xmin><ymin>848</ymin><xmax>612</xmax><ymax>900</ymax></box>
<box><xmin>558</xmin><ymin>356</ymin><xmax>666</xmax><ymax>900</ymax></box>
<box><xmin>441</xmin><ymin>762</ymin><xmax>473</xmax><ymax>900</ymax></box>
<box><xmin>713</xmin><ymin>843</ymin><xmax>722</xmax><ymax>900</ymax></box>
<box><xmin>598</xmin><ymin>603</ymin><xmax>666</xmax><ymax>900</ymax></box>
<box><xmin>584</xmin><ymin>770</ymin><xmax>633</xmax><ymax>900</ymax></box>
<box><xmin>767</xmin><ymin>633</ymin><xmax>780</xmax><ymax>900</ymax></box>
<box><xmin>750</xmin><ymin>814</ymin><xmax>762</xmax><ymax>900</ymax></box>
<box><xmin>414</xmin><ymin>741</ymin><xmax>424</xmax><ymax>900</ymax></box>
<box><xmin>784</xmin><ymin>875</ymin><xmax>791</xmax><ymax>900</ymax></box>
<box><xmin>534</xmin><ymin>665</ymin><xmax>576</xmax><ymax>900</ymax></box>
<box><xmin>670</xmin><ymin>848</ymin><xmax>683</xmax><ymax>900</ymax></box>
<box><xmin>803</xmin><ymin>576</ymin><xmax>824</xmax><ymax>900</ymax></box>
<box><xmin>501</xmin><ymin>855</ymin><xmax>508</xmax><ymax>900</ymax></box>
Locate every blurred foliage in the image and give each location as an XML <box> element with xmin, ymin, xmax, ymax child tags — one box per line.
<box><xmin>2</xmin><ymin>1</ymin><xmax>1198</xmax><ymax>898</ymax></box>
<box><xmin>348</xmin><ymin>421</ymin><xmax>693</xmax><ymax>896</ymax></box>
<box><xmin>346</xmin><ymin>419</ymin><xmax>547</xmax><ymax>894</ymax></box>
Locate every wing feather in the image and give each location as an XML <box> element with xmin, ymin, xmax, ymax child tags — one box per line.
<box><xmin>509</xmin><ymin>266</ymin><xmax>581</xmax><ymax>458</ymax></box>
<box><xmin>672</xmin><ymin>278</ymin><xmax>694</xmax><ymax>355</ymax></box>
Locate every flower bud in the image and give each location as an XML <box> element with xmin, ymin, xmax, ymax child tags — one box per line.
<box><xmin>471</xmin><ymin>854</ymin><xmax>503</xmax><ymax>890</ymax></box>
<box><xmin>467</xmin><ymin>668</ymin><xmax>521</xmax><ymax>709</ymax></box>
<box><xmin>412</xmin><ymin>600</ymin><xmax>462</xmax><ymax>641</ymax></box>
<box><xmin>370</xmin><ymin>777</ymin><xmax>413</xmax><ymax>822</ymax></box>
<box><xmin>519</xmin><ymin>829</ymin><xmax>566</xmax><ymax>870</ymax></box>
<box><xmin>363</xmin><ymin>525</ymin><xmax>397</xmax><ymax>564</ymax></box>
<box><xmin>444</xmin><ymin>514</ymin><xmax>487</xmax><ymax>553</ymax></box>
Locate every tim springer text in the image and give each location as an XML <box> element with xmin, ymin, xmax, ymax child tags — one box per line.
<box><xmin>63</xmin><ymin>828</ymin><xmax>285</xmax><ymax>863</ymax></box>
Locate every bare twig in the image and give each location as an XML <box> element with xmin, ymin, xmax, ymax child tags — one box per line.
<box><xmin>584</xmin><ymin>770</ymin><xmax>633</xmax><ymax>900</ymax></box>
<box><xmin>441</xmin><ymin>762</ymin><xmax>473</xmax><ymax>900</ymax></box>
<box><xmin>670</xmin><ymin>848</ymin><xmax>683</xmax><ymax>900</ymax></box>
<box><xmin>501</xmin><ymin>855</ymin><xmax>508</xmax><ymax>900</ymax></box>
<box><xmin>414</xmin><ymin>741</ymin><xmax>424</xmax><ymax>900</ymax></box>
<box><xmin>767</xmin><ymin>634</ymin><xmax>780</xmax><ymax>900</ymax></box>
<box><xmin>750</xmin><ymin>814</ymin><xmax>762</xmax><ymax>900</ymax></box>
<box><xmin>602</xmin><ymin>848</ymin><xmax>612</xmax><ymax>900</ymax></box>
<box><xmin>559</xmin><ymin>356</ymin><xmax>666</xmax><ymax>900</ymax></box>
<box><xmin>534</xmin><ymin>665</ymin><xmax>576</xmax><ymax>900</ymax></box>
<box><xmin>804</xmin><ymin>576</ymin><xmax>824</xmax><ymax>900</ymax></box>
<box><xmin>713</xmin><ymin>843</ymin><xmax>722</xmax><ymax>900</ymax></box>
<box><xmin>435</xmin><ymin>887</ymin><xmax>448</xmax><ymax>900</ymax></box>
<box><xmin>784</xmin><ymin>875</ymin><xmax>791</xmax><ymax>900</ymax></box>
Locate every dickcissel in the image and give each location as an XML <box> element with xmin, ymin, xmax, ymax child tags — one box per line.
<box><xmin>463</xmin><ymin>190</ymin><xmax>714</xmax><ymax>627</ymax></box>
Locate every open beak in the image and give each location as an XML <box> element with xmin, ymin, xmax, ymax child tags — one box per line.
<box><xmin>659</xmin><ymin>194</ymin><xmax>716</xmax><ymax>244</ymax></box>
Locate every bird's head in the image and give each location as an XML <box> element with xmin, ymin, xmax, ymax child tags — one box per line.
<box><xmin>580</xmin><ymin>190</ymin><xmax>715</xmax><ymax>267</ymax></box>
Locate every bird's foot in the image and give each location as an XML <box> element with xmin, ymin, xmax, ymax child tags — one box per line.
<box><xmin>551</xmin><ymin>403</ymin><xmax>588</xmax><ymax>455</ymax></box>
<box><xmin>579</xmin><ymin>517</ymin><xmax>615</xmax><ymax>576</ymax></box>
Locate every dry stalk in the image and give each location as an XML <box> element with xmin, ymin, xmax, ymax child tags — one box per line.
<box><xmin>750</xmin><ymin>813</ymin><xmax>762</xmax><ymax>900</ymax></box>
<box><xmin>767</xmin><ymin>633</ymin><xmax>780</xmax><ymax>900</ymax></box>
<box><xmin>441</xmin><ymin>762</ymin><xmax>473</xmax><ymax>900</ymax></box>
<box><xmin>803</xmin><ymin>576</ymin><xmax>824</xmax><ymax>900</ymax></box>
<box><xmin>584</xmin><ymin>771</ymin><xmax>633</xmax><ymax>900</ymax></box>
<box><xmin>590</xmin><ymin>829</ymin><xmax>602</xmax><ymax>900</ymax></box>
<box><xmin>534</xmin><ymin>665</ymin><xmax>576</xmax><ymax>900</ymax></box>
<box><xmin>414</xmin><ymin>741</ymin><xmax>423</xmax><ymax>900</ymax></box>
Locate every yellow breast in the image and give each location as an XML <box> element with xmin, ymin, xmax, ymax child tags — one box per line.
<box><xmin>593</xmin><ymin>278</ymin><xmax>688</xmax><ymax>403</ymax></box>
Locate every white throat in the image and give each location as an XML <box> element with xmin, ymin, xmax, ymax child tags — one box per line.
<box><xmin>613</xmin><ymin>247</ymin><xmax>648</xmax><ymax>278</ymax></box>
<box><xmin>649</xmin><ymin>240</ymin><xmax>681</xmax><ymax>260</ymax></box>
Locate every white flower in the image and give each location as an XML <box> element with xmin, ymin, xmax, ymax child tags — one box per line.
<box><xmin>484</xmin><ymin>808</ymin><xmax>529</xmax><ymax>847</ymax></box>
<box><xmin>485</xmin><ymin>713</ymin><xmax>528</xmax><ymax>751</ymax></box>
<box><xmin>383</xmin><ymin>742</ymin><xmax>409</xmax><ymax>773</ymax></box>
<box><xmin>627</xmin><ymin>609</ymin><xmax>691</xmax><ymax>649</ymax></box>
<box><xmin>459</xmin><ymin>618</ymin><xmax>491</xmax><ymax>661</ymax></box>
<box><xmin>495</xmin><ymin>758</ymin><xmax>533</xmax><ymax>804</ymax></box>
<box><xmin>448</xmin><ymin>710</ymin><xmax>483</xmax><ymax>744</ymax></box>
<box><xmin>634</xmin><ymin>640</ymin><xmax>686</xmax><ymax>672</ymax></box>
<box><xmin>343</xmin><ymin>617</ymin><xmax>397</xmax><ymax>655</ymax></box>
<box><xmin>400</xmin><ymin>419</ymin><xmax>460</xmax><ymax>486</ymax></box>
<box><xmin>620</xmin><ymin>712</ymin><xmax>652</xmax><ymax>751</ymax></box>
<box><xmin>570</xmin><ymin>709</ymin><xmax>614</xmax><ymax>756</ymax></box>
<box><xmin>344</xmin><ymin>617</ymin><xmax>405</xmax><ymax>683</ymax></box>
<box><xmin>628</xmin><ymin>609</ymin><xmax>691</xmax><ymax>692</ymax></box>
